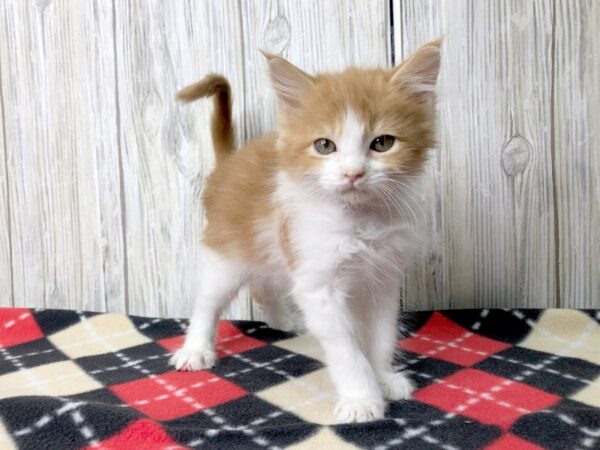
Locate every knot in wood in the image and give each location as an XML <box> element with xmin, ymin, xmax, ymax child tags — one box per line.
<box><xmin>262</xmin><ymin>16</ymin><xmax>291</xmax><ymax>54</ymax></box>
<box><xmin>35</xmin><ymin>0</ymin><xmax>52</xmax><ymax>13</ymax></box>
<box><xmin>501</xmin><ymin>135</ymin><xmax>531</xmax><ymax>176</ymax></box>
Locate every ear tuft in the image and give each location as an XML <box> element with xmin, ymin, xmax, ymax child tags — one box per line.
<box><xmin>390</xmin><ymin>39</ymin><xmax>442</xmax><ymax>98</ymax></box>
<box><xmin>263</xmin><ymin>51</ymin><xmax>314</xmax><ymax>111</ymax></box>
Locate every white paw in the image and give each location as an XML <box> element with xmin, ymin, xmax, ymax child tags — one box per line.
<box><xmin>334</xmin><ymin>397</ymin><xmax>385</xmax><ymax>423</ymax></box>
<box><xmin>379</xmin><ymin>372</ymin><xmax>415</xmax><ymax>401</ymax></box>
<box><xmin>169</xmin><ymin>346</ymin><xmax>217</xmax><ymax>371</ymax></box>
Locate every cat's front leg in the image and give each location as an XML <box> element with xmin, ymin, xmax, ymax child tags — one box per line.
<box><xmin>295</xmin><ymin>283</ymin><xmax>384</xmax><ymax>423</ymax></box>
<box><xmin>367</xmin><ymin>280</ymin><xmax>415</xmax><ymax>401</ymax></box>
<box><xmin>170</xmin><ymin>247</ymin><xmax>246</xmax><ymax>371</ymax></box>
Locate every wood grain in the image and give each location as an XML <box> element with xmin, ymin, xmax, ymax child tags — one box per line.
<box><xmin>553</xmin><ymin>0</ymin><xmax>600</xmax><ymax>307</ymax></box>
<box><xmin>0</xmin><ymin>62</ymin><xmax>11</xmax><ymax>307</ymax></box>
<box><xmin>0</xmin><ymin>0</ymin><xmax>598</xmax><ymax>316</ymax></box>
<box><xmin>241</xmin><ymin>0</ymin><xmax>389</xmax><ymax>141</ymax></box>
<box><xmin>395</xmin><ymin>1</ymin><xmax>557</xmax><ymax>309</ymax></box>
<box><xmin>113</xmin><ymin>0</ymin><xmax>247</xmax><ymax>318</ymax></box>
<box><xmin>392</xmin><ymin>0</ymin><xmax>442</xmax><ymax>311</ymax></box>
<box><xmin>0</xmin><ymin>0</ymin><xmax>124</xmax><ymax>311</ymax></box>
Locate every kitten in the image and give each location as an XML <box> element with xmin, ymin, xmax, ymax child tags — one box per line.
<box><xmin>171</xmin><ymin>40</ymin><xmax>441</xmax><ymax>423</ymax></box>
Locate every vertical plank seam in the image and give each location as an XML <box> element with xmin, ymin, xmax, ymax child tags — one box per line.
<box><xmin>231</xmin><ymin>0</ymin><xmax>247</xmax><ymax>156</ymax></box>
<box><xmin>387</xmin><ymin>0</ymin><xmax>405</xmax><ymax>311</ymax></box>
<box><xmin>549</xmin><ymin>0</ymin><xmax>561</xmax><ymax>308</ymax></box>
<box><xmin>0</xmin><ymin>54</ymin><xmax>15</xmax><ymax>307</ymax></box>
<box><xmin>583</xmin><ymin>3</ymin><xmax>594</xmax><ymax>308</ymax></box>
<box><xmin>111</xmin><ymin>0</ymin><xmax>129</xmax><ymax>314</ymax></box>
<box><xmin>388</xmin><ymin>0</ymin><xmax>396</xmax><ymax>66</ymax></box>
<box><xmin>237</xmin><ymin>0</ymin><xmax>248</xmax><ymax>168</ymax></box>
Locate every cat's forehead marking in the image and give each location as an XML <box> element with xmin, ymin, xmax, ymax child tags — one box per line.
<box><xmin>336</xmin><ymin>108</ymin><xmax>366</xmax><ymax>154</ymax></box>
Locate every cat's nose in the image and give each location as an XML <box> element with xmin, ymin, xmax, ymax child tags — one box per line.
<box><xmin>343</xmin><ymin>170</ymin><xmax>365</xmax><ymax>184</ymax></box>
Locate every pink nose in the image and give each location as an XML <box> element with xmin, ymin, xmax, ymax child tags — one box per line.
<box><xmin>344</xmin><ymin>171</ymin><xmax>365</xmax><ymax>183</ymax></box>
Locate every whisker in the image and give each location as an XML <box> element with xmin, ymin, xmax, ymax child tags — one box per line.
<box><xmin>377</xmin><ymin>178</ymin><xmax>431</xmax><ymax>228</ymax></box>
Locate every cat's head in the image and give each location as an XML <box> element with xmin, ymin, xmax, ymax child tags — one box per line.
<box><xmin>265</xmin><ymin>40</ymin><xmax>441</xmax><ymax>206</ymax></box>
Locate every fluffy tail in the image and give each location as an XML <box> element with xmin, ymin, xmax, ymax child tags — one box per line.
<box><xmin>177</xmin><ymin>74</ymin><xmax>234</xmax><ymax>164</ymax></box>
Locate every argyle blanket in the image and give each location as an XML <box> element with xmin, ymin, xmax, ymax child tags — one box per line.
<box><xmin>0</xmin><ymin>308</ymin><xmax>599</xmax><ymax>449</ymax></box>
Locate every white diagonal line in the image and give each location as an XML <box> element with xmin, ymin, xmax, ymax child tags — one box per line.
<box><xmin>399</xmin><ymin>329</ymin><xmax>594</xmax><ymax>386</ymax></box>
<box><xmin>73</xmin><ymin>312</ymin><xmax>282</xmax><ymax>449</ymax></box>
<box><xmin>1</xmin><ymin>311</ymin><xmax>31</xmax><ymax>330</ymax></box>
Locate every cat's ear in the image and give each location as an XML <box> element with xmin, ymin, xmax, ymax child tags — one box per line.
<box><xmin>390</xmin><ymin>39</ymin><xmax>441</xmax><ymax>100</ymax></box>
<box><xmin>262</xmin><ymin>51</ymin><xmax>315</xmax><ymax>111</ymax></box>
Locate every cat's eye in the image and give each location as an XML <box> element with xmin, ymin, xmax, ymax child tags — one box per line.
<box><xmin>314</xmin><ymin>138</ymin><xmax>336</xmax><ymax>155</ymax></box>
<box><xmin>370</xmin><ymin>135</ymin><xmax>396</xmax><ymax>153</ymax></box>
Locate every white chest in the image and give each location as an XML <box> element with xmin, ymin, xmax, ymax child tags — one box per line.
<box><xmin>290</xmin><ymin>200</ymin><xmax>415</xmax><ymax>283</ymax></box>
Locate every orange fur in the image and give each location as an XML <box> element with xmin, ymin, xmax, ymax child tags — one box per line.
<box><xmin>202</xmin><ymin>134</ymin><xmax>279</xmax><ymax>261</ymax></box>
<box><xmin>177</xmin><ymin>74</ymin><xmax>234</xmax><ymax>164</ymax></box>
<box><xmin>173</xmin><ymin>42</ymin><xmax>443</xmax><ymax>413</ymax></box>
<box><xmin>179</xmin><ymin>39</ymin><xmax>441</xmax><ymax>265</ymax></box>
<box><xmin>276</xmin><ymin>66</ymin><xmax>437</xmax><ymax>179</ymax></box>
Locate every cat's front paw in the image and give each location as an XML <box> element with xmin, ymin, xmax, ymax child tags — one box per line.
<box><xmin>334</xmin><ymin>397</ymin><xmax>385</xmax><ymax>423</ymax></box>
<box><xmin>379</xmin><ymin>371</ymin><xmax>415</xmax><ymax>401</ymax></box>
<box><xmin>170</xmin><ymin>345</ymin><xmax>217</xmax><ymax>371</ymax></box>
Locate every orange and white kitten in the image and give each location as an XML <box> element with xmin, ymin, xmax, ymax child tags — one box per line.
<box><xmin>171</xmin><ymin>40</ymin><xmax>441</xmax><ymax>423</ymax></box>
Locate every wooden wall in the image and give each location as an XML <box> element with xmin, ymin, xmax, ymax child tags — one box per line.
<box><xmin>0</xmin><ymin>0</ymin><xmax>598</xmax><ymax>318</ymax></box>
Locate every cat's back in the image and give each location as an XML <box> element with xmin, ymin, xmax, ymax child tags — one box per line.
<box><xmin>202</xmin><ymin>133</ymin><xmax>280</xmax><ymax>259</ymax></box>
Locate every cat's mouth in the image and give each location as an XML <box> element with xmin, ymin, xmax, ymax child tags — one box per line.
<box><xmin>338</xmin><ymin>176</ymin><xmax>366</xmax><ymax>191</ymax></box>
<box><xmin>337</xmin><ymin>183</ymin><xmax>373</xmax><ymax>203</ymax></box>
<box><xmin>341</xmin><ymin>183</ymin><xmax>359</xmax><ymax>191</ymax></box>
<box><xmin>339</xmin><ymin>183</ymin><xmax>362</xmax><ymax>194</ymax></box>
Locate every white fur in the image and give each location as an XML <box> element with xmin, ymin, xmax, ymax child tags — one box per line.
<box><xmin>170</xmin><ymin>247</ymin><xmax>248</xmax><ymax>371</ymax></box>
<box><xmin>277</xmin><ymin>170</ymin><xmax>416</xmax><ymax>422</ymax></box>
<box><xmin>172</xmin><ymin>108</ymin><xmax>424</xmax><ymax>423</ymax></box>
<box><xmin>319</xmin><ymin>109</ymin><xmax>368</xmax><ymax>192</ymax></box>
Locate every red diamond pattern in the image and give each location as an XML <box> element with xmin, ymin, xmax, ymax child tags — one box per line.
<box><xmin>484</xmin><ymin>434</ymin><xmax>544</xmax><ymax>450</ymax></box>
<box><xmin>84</xmin><ymin>419</ymin><xmax>185</xmax><ymax>449</ymax></box>
<box><xmin>399</xmin><ymin>312</ymin><xmax>511</xmax><ymax>366</ymax></box>
<box><xmin>2</xmin><ymin>307</ymin><xmax>598</xmax><ymax>450</ymax></box>
<box><xmin>110</xmin><ymin>370</ymin><xmax>247</xmax><ymax>420</ymax></box>
<box><xmin>414</xmin><ymin>368</ymin><xmax>560</xmax><ymax>429</ymax></box>
<box><xmin>0</xmin><ymin>308</ymin><xmax>44</xmax><ymax>348</ymax></box>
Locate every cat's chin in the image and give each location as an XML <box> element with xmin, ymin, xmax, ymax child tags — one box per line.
<box><xmin>336</xmin><ymin>187</ymin><xmax>375</xmax><ymax>205</ymax></box>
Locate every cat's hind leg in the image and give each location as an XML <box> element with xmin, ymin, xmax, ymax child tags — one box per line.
<box><xmin>170</xmin><ymin>247</ymin><xmax>247</xmax><ymax>371</ymax></box>
<box><xmin>250</xmin><ymin>276</ymin><xmax>298</xmax><ymax>332</ymax></box>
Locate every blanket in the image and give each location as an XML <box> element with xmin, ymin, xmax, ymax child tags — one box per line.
<box><xmin>0</xmin><ymin>307</ymin><xmax>599</xmax><ymax>449</ymax></box>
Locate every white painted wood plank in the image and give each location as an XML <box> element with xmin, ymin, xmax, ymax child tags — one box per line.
<box><xmin>0</xmin><ymin>0</ymin><xmax>125</xmax><ymax>311</ymax></box>
<box><xmin>395</xmin><ymin>1</ymin><xmax>557</xmax><ymax>309</ymax></box>
<box><xmin>0</xmin><ymin>0</ymin><xmax>596</xmax><ymax>316</ymax></box>
<box><xmin>114</xmin><ymin>0</ymin><xmax>248</xmax><ymax>319</ymax></box>
<box><xmin>442</xmin><ymin>0</ymin><xmax>556</xmax><ymax>309</ymax></box>
<box><xmin>240</xmin><ymin>0</ymin><xmax>389</xmax><ymax>320</ymax></box>
<box><xmin>241</xmin><ymin>0</ymin><xmax>390</xmax><ymax>141</ymax></box>
<box><xmin>392</xmin><ymin>0</ymin><xmax>443</xmax><ymax>311</ymax></box>
<box><xmin>553</xmin><ymin>0</ymin><xmax>600</xmax><ymax>308</ymax></box>
<box><xmin>0</xmin><ymin>73</ymin><xmax>11</xmax><ymax>307</ymax></box>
